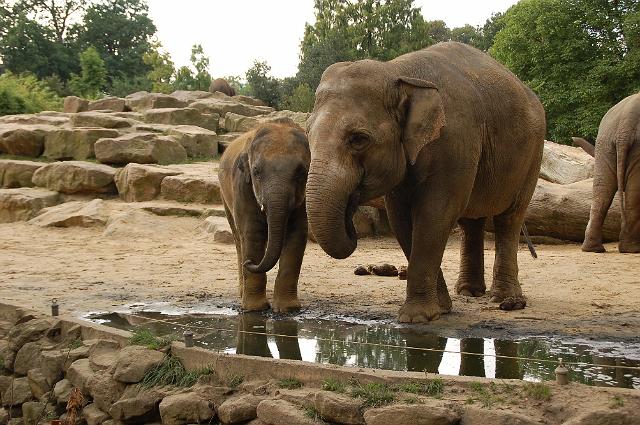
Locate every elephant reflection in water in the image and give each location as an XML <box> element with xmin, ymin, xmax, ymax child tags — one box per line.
<box><xmin>235</xmin><ymin>313</ymin><xmax>301</xmax><ymax>361</ymax></box>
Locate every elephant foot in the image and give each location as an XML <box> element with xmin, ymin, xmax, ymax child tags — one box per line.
<box><xmin>398</xmin><ymin>301</ymin><xmax>441</xmax><ymax>323</ymax></box>
<box><xmin>455</xmin><ymin>279</ymin><xmax>486</xmax><ymax>297</ymax></box>
<box><xmin>498</xmin><ymin>296</ymin><xmax>527</xmax><ymax>311</ymax></box>
<box><xmin>437</xmin><ymin>285</ymin><xmax>453</xmax><ymax>314</ymax></box>
<box><xmin>490</xmin><ymin>279</ymin><xmax>524</xmax><ymax>305</ymax></box>
<box><xmin>242</xmin><ymin>296</ymin><xmax>270</xmax><ymax>312</ymax></box>
<box><xmin>272</xmin><ymin>296</ymin><xmax>302</xmax><ymax>313</ymax></box>
<box><xmin>619</xmin><ymin>240</ymin><xmax>640</xmax><ymax>253</ymax></box>
<box><xmin>582</xmin><ymin>240</ymin><xmax>606</xmax><ymax>253</ymax></box>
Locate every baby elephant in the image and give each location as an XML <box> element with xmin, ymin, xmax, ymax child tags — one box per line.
<box><xmin>218</xmin><ymin>121</ymin><xmax>310</xmax><ymax>312</ymax></box>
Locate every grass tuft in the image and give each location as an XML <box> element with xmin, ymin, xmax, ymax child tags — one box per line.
<box><xmin>524</xmin><ymin>382</ymin><xmax>552</xmax><ymax>401</ymax></box>
<box><xmin>67</xmin><ymin>338</ymin><xmax>83</xmax><ymax>349</ymax></box>
<box><xmin>228</xmin><ymin>375</ymin><xmax>244</xmax><ymax>388</ymax></box>
<box><xmin>304</xmin><ymin>406</ymin><xmax>321</xmax><ymax>421</ymax></box>
<box><xmin>278</xmin><ymin>378</ymin><xmax>303</xmax><ymax>390</ymax></box>
<box><xmin>350</xmin><ymin>382</ymin><xmax>395</xmax><ymax>407</ymax></box>
<box><xmin>322</xmin><ymin>378</ymin><xmax>346</xmax><ymax>393</ymax></box>
<box><xmin>610</xmin><ymin>395</ymin><xmax>625</xmax><ymax>408</ymax></box>
<box><xmin>403</xmin><ymin>396</ymin><xmax>423</xmax><ymax>404</ymax></box>
<box><xmin>395</xmin><ymin>379</ymin><xmax>444</xmax><ymax>398</ymax></box>
<box><xmin>129</xmin><ymin>328</ymin><xmax>175</xmax><ymax>350</ymax></box>
<box><xmin>468</xmin><ymin>382</ymin><xmax>505</xmax><ymax>407</ymax></box>
<box><xmin>140</xmin><ymin>355</ymin><xmax>213</xmax><ymax>388</ymax></box>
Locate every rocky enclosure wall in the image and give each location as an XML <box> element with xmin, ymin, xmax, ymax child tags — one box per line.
<box><xmin>0</xmin><ymin>303</ymin><xmax>638</xmax><ymax>425</ymax></box>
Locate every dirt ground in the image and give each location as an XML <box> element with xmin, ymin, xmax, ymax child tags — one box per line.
<box><xmin>1</xmin><ymin>212</ymin><xmax>639</xmax><ymax>340</ymax></box>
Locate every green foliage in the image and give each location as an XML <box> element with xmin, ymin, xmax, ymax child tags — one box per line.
<box><xmin>67</xmin><ymin>338</ymin><xmax>83</xmax><ymax>350</ymax></box>
<box><xmin>350</xmin><ymin>382</ymin><xmax>395</xmax><ymax>407</ymax></box>
<box><xmin>523</xmin><ymin>382</ymin><xmax>552</xmax><ymax>401</ymax></box>
<box><xmin>170</xmin><ymin>44</ymin><xmax>212</xmax><ymax>91</ymax></box>
<box><xmin>140</xmin><ymin>355</ymin><xmax>213</xmax><ymax>388</ymax></box>
<box><xmin>304</xmin><ymin>406</ymin><xmax>321</xmax><ymax>420</ymax></box>
<box><xmin>0</xmin><ymin>72</ymin><xmax>63</xmax><ymax>115</ymax></box>
<box><xmin>109</xmin><ymin>75</ymin><xmax>153</xmax><ymax>97</ymax></box>
<box><xmin>491</xmin><ymin>0</ymin><xmax>640</xmax><ymax>143</ymax></box>
<box><xmin>129</xmin><ymin>327</ymin><xmax>174</xmax><ymax>350</ymax></box>
<box><xmin>228</xmin><ymin>375</ymin><xmax>244</xmax><ymax>388</ymax></box>
<box><xmin>611</xmin><ymin>395</ymin><xmax>625</xmax><ymax>408</ymax></box>
<box><xmin>277</xmin><ymin>378</ymin><xmax>303</xmax><ymax>390</ymax></box>
<box><xmin>467</xmin><ymin>382</ymin><xmax>505</xmax><ymax>407</ymax></box>
<box><xmin>322</xmin><ymin>378</ymin><xmax>346</xmax><ymax>393</ymax></box>
<box><xmin>280</xmin><ymin>83</ymin><xmax>315</xmax><ymax>112</ymax></box>
<box><xmin>143</xmin><ymin>42</ymin><xmax>175</xmax><ymax>93</ymax></box>
<box><xmin>395</xmin><ymin>379</ymin><xmax>444</xmax><ymax>398</ymax></box>
<box><xmin>245</xmin><ymin>60</ymin><xmax>281</xmax><ymax>107</ymax></box>
<box><xmin>68</xmin><ymin>46</ymin><xmax>106</xmax><ymax>99</ymax></box>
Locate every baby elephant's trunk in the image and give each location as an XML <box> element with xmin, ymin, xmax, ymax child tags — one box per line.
<box><xmin>243</xmin><ymin>194</ymin><xmax>289</xmax><ymax>274</ymax></box>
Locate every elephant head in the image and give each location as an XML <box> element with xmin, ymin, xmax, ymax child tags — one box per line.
<box><xmin>305</xmin><ymin>60</ymin><xmax>445</xmax><ymax>259</ymax></box>
<box><xmin>240</xmin><ymin>121</ymin><xmax>310</xmax><ymax>273</ymax></box>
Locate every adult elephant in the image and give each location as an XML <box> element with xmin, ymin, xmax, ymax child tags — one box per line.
<box><xmin>305</xmin><ymin>42</ymin><xmax>546</xmax><ymax>323</ymax></box>
<box><xmin>209</xmin><ymin>78</ymin><xmax>236</xmax><ymax>96</ymax></box>
<box><xmin>574</xmin><ymin>92</ymin><xmax>640</xmax><ymax>253</ymax></box>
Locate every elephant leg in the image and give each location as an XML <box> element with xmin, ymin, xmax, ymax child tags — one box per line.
<box><xmin>241</xmin><ymin>229</ymin><xmax>270</xmax><ymax>311</ymax></box>
<box><xmin>490</xmin><ymin>210</ymin><xmax>526</xmax><ymax>309</ymax></box>
<box><xmin>387</xmin><ymin>191</ymin><xmax>451</xmax><ymax>313</ymax></box>
<box><xmin>583</xmin><ymin>152</ymin><xmax>617</xmax><ymax>252</ymax></box>
<box><xmin>456</xmin><ymin>217</ymin><xmax>486</xmax><ymax>297</ymax></box>
<box><xmin>619</xmin><ymin>150</ymin><xmax>640</xmax><ymax>253</ymax></box>
<box><xmin>399</xmin><ymin>190</ymin><xmax>457</xmax><ymax>323</ymax></box>
<box><xmin>224</xmin><ymin>201</ymin><xmax>243</xmax><ymax>297</ymax></box>
<box><xmin>273</xmin><ymin>206</ymin><xmax>307</xmax><ymax>313</ymax></box>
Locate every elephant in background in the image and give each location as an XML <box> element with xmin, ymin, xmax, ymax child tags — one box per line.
<box><xmin>209</xmin><ymin>78</ymin><xmax>236</xmax><ymax>96</ymax></box>
<box><xmin>218</xmin><ymin>121</ymin><xmax>310</xmax><ymax>312</ymax></box>
<box><xmin>573</xmin><ymin>92</ymin><xmax>640</xmax><ymax>253</ymax></box>
<box><xmin>305</xmin><ymin>42</ymin><xmax>546</xmax><ymax>323</ymax></box>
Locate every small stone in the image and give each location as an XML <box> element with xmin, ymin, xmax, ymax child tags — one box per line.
<box><xmin>256</xmin><ymin>399</ymin><xmax>315</xmax><ymax>425</ymax></box>
<box><xmin>87</xmin><ymin>371</ymin><xmax>126</xmax><ymax>412</ymax></box>
<box><xmin>159</xmin><ymin>392</ymin><xmax>215</xmax><ymax>425</ymax></box>
<box><xmin>109</xmin><ymin>387</ymin><xmax>166</xmax><ymax>423</ymax></box>
<box><xmin>200</xmin><ymin>216</ymin><xmax>235</xmax><ymax>244</ymax></box>
<box><xmin>21</xmin><ymin>401</ymin><xmax>52</xmax><ymax>425</ymax></box>
<box><xmin>368</xmin><ymin>263</ymin><xmax>398</xmax><ymax>277</ymax></box>
<box><xmin>354</xmin><ymin>265</ymin><xmax>371</xmax><ymax>276</ymax></box>
<box><xmin>28</xmin><ymin>199</ymin><xmax>111</xmax><ymax>228</ymax></box>
<box><xmin>217</xmin><ymin>394</ymin><xmax>263</xmax><ymax>424</ymax></box>
<box><xmin>66</xmin><ymin>359</ymin><xmax>95</xmax><ymax>395</ymax></box>
<box><xmin>82</xmin><ymin>403</ymin><xmax>110</xmax><ymax>425</ymax></box>
<box><xmin>53</xmin><ymin>379</ymin><xmax>73</xmax><ymax>405</ymax></box>
<box><xmin>13</xmin><ymin>342</ymin><xmax>43</xmax><ymax>376</ymax></box>
<box><xmin>112</xmin><ymin>345</ymin><xmax>165</xmax><ymax>384</ymax></box>
<box><xmin>398</xmin><ymin>265</ymin><xmax>408</xmax><ymax>280</ymax></box>
<box><xmin>313</xmin><ymin>391</ymin><xmax>364</xmax><ymax>425</ymax></box>
<box><xmin>26</xmin><ymin>369</ymin><xmax>50</xmax><ymax>400</ymax></box>
<box><xmin>63</xmin><ymin>96</ymin><xmax>89</xmax><ymax>113</ymax></box>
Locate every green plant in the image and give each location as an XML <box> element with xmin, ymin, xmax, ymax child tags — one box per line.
<box><xmin>322</xmin><ymin>378</ymin><xmax>346</xmax><ymax>393</ymax></box>
<box><xmin>403</xmin><ymin>396</ymin><xmax>422</xmax><ymax>404</ymax></box>
<box><xmin>278</xmin><ymin>378</ymin><xmax>303</xmax><ymax>390</ymax></box>
<box><xmin>67</xmin><ymin>339</ymin><xmax>83</xmax><ymax>350</ymax></box>
<box><xmin>0</xmin><ymin>72</ymin><xmax>63</xmax><ymax>115</ymax></box>
<box><xmin>395</xmin><ymin>379</ymin><xmax>444</xmax><ymax>398</ymax></box>
<box><xmin>524</xmin><ymin>382</ymin><xmax>552</xmax><ymax>401</ymax></box>
<box><xmin>129</xmin><ymin>328</ymin><xmax>174</xmax><ymax>350</ymax></box>
<box><xmin>468</xmin><ymin>382</ymin><xmax>504</xmax><ymax>408</ymax></box>
<box><xmin>304</xmin><ymin>406</ymin><xmax>321</xmax><ymax>421</ymax></box>
<box><xmin>140</xmin><ymin>355</ymin><xmax>213</xmax><ymax>388</ymax></box>
<box><xmin>228</xmin><ymin>375</ymin><xmax>244</xmax><ymax>388</ymax></box>
<box><xmin>610</xmin><ymin>395</ymin><xmax>625</xmax><ymax>408</ymax></box>
<box><xmin>68</xmin><ymin>46</ymin><xmax>107</xmax><ymax>99</ymax></box>
<box><xmin>350</xmin><ymin>382</ymin><xmax>395</xmax><ymax>407</ymax></box>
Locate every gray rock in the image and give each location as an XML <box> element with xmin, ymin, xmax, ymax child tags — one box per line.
<box><xmin>53</xmin><ymin>379</ymin><xmax>73</xmax><ymax>405</ymax></box>
<box><xmin>114</xmin><ymin>163</ymin><xmax>181</xmax><ymax>202</ymax></box>
<box><xmin>7</xmin><ymin>318</ymin><xmax>55</xmax><ymax>352</ymax></box>
<box><xmin>82</xmin><ymin>403</ymin><xmax>110</xmax><ymax>425</ymax></box>
<box><xmin>0</xmin><ymin>125</ymin><xmax>49</xmax><ymax>157</ymax></box>
<box><xmin>224</xmin><ymin>110</ymin><xmax>308</xmax><ymax>133</ymax></box>
<box><xmin>158</xmin><ymin>392</ymin><xmax>215</xmax><ymax>425</ymax></box>
<box><xmin>71</xmin><ymin>112</ymin><xmax>133</xmax><ymax>129</ymax></box>
<box><xmin>143</xmin><ymin>108</ymin><xmax>218</xmax><ymax>132</ymax></box>
<box><xmin>66</xmin><ymin>359</ymin><xmax>95</xmax><ymax>395</ymax></box>
<box><xmin>200</xmin><ymin>216</ymin><xmax>234</xmax><ymax>244</ymax></box>
<box><xmin>21</xmin><ymin>401</ymin><xmax>53</xmax><ymax>425</ymax></box>
<box><xmin>0</xmin><ymin>188</ymin><xmax>61</xmax><ymax>223</ymax></box>
<box><xmin>112</xmin><ymin>345</ymin><xmax>165</xmax><ymax>384</ymax></box>
<box><xmin>63</xmin><ymin>96</ymin><xmax>89</xmax><ymax>113</ymax></box>
<box><xmin>108</xmin><ymin>387</ymin><xmax>166</xmax><ymax>423</ymax></box>
<box><xmin>88</xmin><ymin>97</ymin><xmax>127</xmax><ymax>112</ymax></box>
<box><xmin>190</xmin><ymin>98</ymin><xmax>273</xmax><ymax>118</ymax></box>
<box><xmin>363</xmin><ymin>404</ymin><xmax>459</xmax><ymax>425</ymax></box>
<box><xmin>88</xmin><ymin>340</ymin><xmax>120</xmax><ymax>372</ymax></box>
<box><xmin>87</xmin><ymin>371</ymin><xmax>126</xmax><ymax>412</ymax></box>
<box><xmin>26</xmin><ymin>369</ymin><xmax>50</xmax><ymax>401</ymax></box>
<box><xmin>160</xmin><ymin>175</ymin><xmax>221</xmax><ymax>204</ymax></box>
<box><xmin>43</xmin><ymin>128</ymin><xmax>120</xmax><ymax>160</ymax></box>
<box><xmin>13</xmin><ymin>342</ymin><xmax>43</xmax><ymax>376</ymax></box>
<box><xmin>166</xmin><ymin>125</ymin><xmax>218</xmax><ymax>158</ymax></box>
<box><xmin>28</xmin><ymin>199</ymin><xmax>111</xmax><ymax>228</ymax></box>
<box><xmin>94</xmin><ymin>132</ymin><xmax>187</xmax><ymax>165</ymax></box>
<box><xmin>125</xmin><ymin>92</ymin><xmax>188</xmax><ymax>112</ymax></box>
<box><xmin>256</xmin><ymin>399</ymin><xmax>315</xmax><ymax>425</ymax></box>
<box><xmin>217</xmin><ymin>394</ymin><xmax>263</xmax><ymax>424</ymax></box>
<box><xmin>1</xmin><ymin>377</ymin><xmax>32</xmax><ymax>407</ymax></box>
<box><xmin>313</xmin><ymin>391</ymin><xmax>364</xmax><ymax>425</ymax></box>
<box><xmin>0</xmin><ymin>160</ymin><xmax>43</xmax><ymax>188</ymax></box>
<box><xmin>32</xmin><ymin>161</ymin><xmax>117</xmax><ymax>194</ymax></box>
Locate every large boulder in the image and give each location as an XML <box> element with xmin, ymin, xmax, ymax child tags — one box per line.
<box><xmin>66</xmin><ymin>358</ymin><xmax>95</xmax><ymax>395</ymax></box>
<box><xmin>232</xmin><ymin>95</ymin><xmax>267</xmax><ymax>107</ymax></box>
<box><xmin>223</xmin><ymin>110</ymin><xmax>308</xmax><ymax>133</ymax></box>
<box><xmin>82</xmin><ymin>403</ymin><xmax>110</xmax><ymax>425</ymax></box>
<box><xmin>160</xmin><ymin>175</ymin><xmax>221</xmax><ymax>204</ymax></box>
<box><xmin>88</xmin><ymin>97</ymin><xmax>127</xmax><ymax>112</ymax></box>
<box><xmin>22</xmin><ymin>401</ymin><xmax>53</xmax><ymax>425</ymax></box>
<box><xmin>43</xmin><ymin>128</ymin><xmax>120</xmax><ymax>160</ymax></box>
<box><xmin>112</xmin><ymin>345</ymin><xmax>165</xmax><ymax>383</ymax></box>
<box><xmin>71</xmin><ymin>112</ymin><xmax>134</xmax><ymax>129</ymax></box>
<box><xmin>63</xmin><ymin>96</ymin><xmax>89</xmax><ymax>113</ymax></box>
<box><xmin>125</xmin><ymin>92</ymin><xmax>188</xmax><ymax>112</ymax></box>
<box><xmin>215</xmin><ymin>132</ymin><xmax>243</xmax><ymax>153</ymax></box>
<box><xmin>143</xmin><ymin>107</ymin><xmax>219</xmax><ymax>131</ymax></box>
<box><xmin>109</xmin><ymin>386</ymin><xmax>167</xmax><ymax>424</ymax></box>
<box><xmin>562</xmin><ymin>410</ymin><xmax>638</xmax><ymax>425</ymax></box>
<box><xmin>363</xmin><ymin>404</ymin><xmax>459</xmax><ymax>425</ymax></box>
<box><xmin>0</xmin><ymin>126</ymin><xmax>50</xmax><ymax>157</ymax></box>
<box><xmin>170</xmin><ymin>90</ymin><xmax>215</xmax><ymax>103</ymax></box>
<box><xmin>256</xmin><ymin>399</ymin><xmax>315</xmax><ymax>425</ymax></box>
<box><xmin>217</xmin><ymin>394</ymin><xmax>263</xmax><ymax>424</ymax></box>
<box><xmin>313</xmin><ymin>391</ymin><xmax>364</xmax><ymax>425</ymax></box>
<box><xmin>461</xmin><ymin>407</ymin><xmax>538</xmax><ymax>425</ymax></box>
<box><xmin>540</xmin><ymin>140</ymin><xmax>594</xmax><ymax>184</ymax></box>
<box><xmin>0</xmin><ymin>160</ymin><xmax>43</xmax><ymax>188</ymax></box>
<box><xmin>114</xmin><ymin>163</ymin><xmax>181</xmax><ymax>202</ymax></box>
<box><xmin>26</xmin><ymin>369</ymin><xmax>50</xmax><ymax>400</ymax></box>
<box><xmin>167</xmin><ymin>125</ymin><xmax>218</xmax><ymax>158</ymax></box>
<box><xmin>0</xmin><ymin>113</ymin><xmax>68</xmax><ymax>126</ymax></box>
<box><xmin>87</xmin><ymin>371</ymin><xmax>126</xmax><ymax>412</ymax></box>
<box><xmin>13</xmin><ymin>342</ymin><xmax>46</xmax><ymax>375</ymax></box>
<box><xmin>29</xmin><ymin>199</ymin><xmax>111</xmax><ymax>228</ymax></box>
<box><xmin>53</xmin><ymin>379</ymin><xmax>73</xmax><ymax>405</ymax></box>
<box><xmin>94</xmin><ymin>133</ymin><xmax>187</xmax><ymax>165</ymax></box>
<box><xmin>159</xmin><ymin>392</ymin><xmax>215</xmax><ymax>425</ymax></box>
<box><xmin>1</xmin><ymin>377</ymin><xmax>32</xmax><ymax>407</ymax></box>
<box><xmin>0</xmin><ymin>188</ymin><xmax>61</xmax><ymax>223</ymax></box>
<box><xmin>200</xmin><ymin>216</ymin><xmax>234</xmax><ymax>244</ymax></box>
<box><xmin>190</xmin><ymin>98</ymin><xmax>273</xmax><ymax>118</ymax></box>
<box><xmin>32</xmin><ymin>161</ymin><xmax>117</xmax><ymax>194</ymax></box>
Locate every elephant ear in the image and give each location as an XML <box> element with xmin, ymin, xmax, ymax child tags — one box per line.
<box><xmin>398</xmin><ymin>77</ymin><xmax>446</xmax><ymax>165</ymax></box>
<box><xmin>234</xmin><ymin>152</ymin><xmax>252</xmax><ymax>185</ymax></box>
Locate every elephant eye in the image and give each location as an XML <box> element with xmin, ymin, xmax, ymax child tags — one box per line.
<box><xmin>252</xmin><ymin>167</ymin><xmax>261</xmax><ymax>179</ymax></box>
<box><xmin>347</xmin><ymin>132</ymin><xmax>371</xmax><ymax>151</ymax></box>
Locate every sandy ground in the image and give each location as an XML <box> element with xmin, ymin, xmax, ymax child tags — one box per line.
<box><xmin>1</xmin><ymin>212</ymin><xmax>639</xmax><ymax>340</ymax></box>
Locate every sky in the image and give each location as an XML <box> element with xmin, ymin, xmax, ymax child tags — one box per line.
<box><xmin>147</xmin><ymin>0</ymin><xmax>519</xmax><ymax>79</ymax></box>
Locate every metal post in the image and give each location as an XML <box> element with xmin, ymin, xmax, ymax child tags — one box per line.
<box><xmin>51</xmin><ymin>299</ymin><xmax>59</xmax><ymax>317</ymax></box>
<box><xmin>184</xmin><ymin>330</ymin><xmax>194</xmax><ymax>347</ymax></box>
<box><xmin>555</xmin><ymin>358</ymin><xmax>569</xmax><ymax>385</ymax></box>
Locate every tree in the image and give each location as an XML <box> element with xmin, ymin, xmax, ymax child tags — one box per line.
<box><xmin>450</xmin><ymin>24</ymin><xmax>483</xmax><ymax>49</ymax></box>
<box><xmin>281</xmin><ymin>83</ymin><xmax>315</xmax><ymax>112</ymax></box>
<box><xmin>491</xmin><ymin>0</ymin><xmax>640</xmax><ymax>143</ymax></box>
<box><xmin>22</xmin><ymin>0</ymin><xmax>86</xmax><ymax>42</ymax></box>
<box><xmin>68</xmin><ymin>46</ymin><xmax>106</xmax><ymax>98</ymax></box>
<box><xmin>143</xmin><ymin>42</ymin><xmax>175</xmax><ymax>93</ymax></box>
<box><xmin>189</xmin><ymin>44</ymin><xmax>211</xmax><ymax>91</ymax></box>
<box><xmin>245</xmin><ymin>60</ymin><xmax>281</xmax><ymax>107</ymax></box>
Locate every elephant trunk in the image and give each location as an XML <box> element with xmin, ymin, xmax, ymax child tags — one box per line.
<box><xmin>306</xmin><ymin>159</ymin><xmax>359</xmax><ymax>259</ymax></box>
<box><xmin>244</xmin><ymin>191</ymin><xmax>289</xmax><ymax>274</ymax></box>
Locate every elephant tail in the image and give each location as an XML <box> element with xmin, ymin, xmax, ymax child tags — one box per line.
<box><xmin>616</xmin><ymin>141</ymin><xmax>629</xmax><ymax>212</ymax></box>
<box><xmin>521</xmin><ymin>223</ymin><xmax>537</xmax><ymax>259</ymax></box>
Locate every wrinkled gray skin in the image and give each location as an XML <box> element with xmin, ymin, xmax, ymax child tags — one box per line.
<box><xmin>576</xmin><ymin>91</ymin><xmax>640</xmax><ymax>253</ymax></box>
<box><xmin>305</xmin><ymin>42</ymin><xmax>546</xmax><ymax>323</ymax></box>
<box><xmin>218</xmin><ymin>121</ymin><xmax>310</xmax><ymax>312</ymax></box>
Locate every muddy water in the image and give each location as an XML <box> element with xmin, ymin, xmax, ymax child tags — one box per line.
<box><xmin>87</xmin><ymin>310</ymin><xmax>640</xmax><ymax>389</ymax></box>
